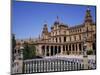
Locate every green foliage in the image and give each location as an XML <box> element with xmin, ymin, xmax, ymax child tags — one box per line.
<box><xmin>12</xmin><ymin>34</ymin><xmax>16</xmax><ymax>61</ymax></box>
<box><xmin>23</xmin><ymin>42</ymin><xmax>36</xmax><ymax>60</ymax></box>
<box><xmin>87</xmin><ymin>50</ymin><xmax>93</xmax><ymax>55</ymax></box>
<box><xmin>12</xmin><ymin>34</ymin><xmax>16</xmax><ymax>50</ymax></box>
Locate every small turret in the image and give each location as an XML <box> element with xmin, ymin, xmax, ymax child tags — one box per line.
<box><xmin>42</xmin><ymin>21</ymin><xmax>48</xmax><ymax>34</ymax></box>
<box><xmin>41</xmin><ymin>21</ymin><xmax>49</xmax><ymax>41</ymax></box>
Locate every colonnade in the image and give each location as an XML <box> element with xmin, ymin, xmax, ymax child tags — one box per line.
<box><xmin>41</xmin><ymin>43</ymin><xmax>83</xmax><ymax>56</ymax></box>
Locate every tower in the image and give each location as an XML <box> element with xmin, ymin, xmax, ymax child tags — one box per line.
<box><xmin>84</xmin><ymin>6</ymin><xmax>94</xmax><ymax>52</ymax></box>
<box><xmin>42</xmin><ymin>23</ymin><xmax>48</xmax><ymax>34</ymax></box>
<box><xmin>84</xmin><ymin>6</ymin><xmax>93</xmax><ymax>24</ymax></box>
<box><xmin>83</xmin><ymin>6</ymin><xmax>93</xmax><ymax>69</ymax></box>
<box><xmin>41</xmin><ymin>22</ymin><xmax>49</xmax><ymax>41</ymax></box>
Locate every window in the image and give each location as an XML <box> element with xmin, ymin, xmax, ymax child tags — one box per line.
<box><xmin>69</xmin><ymin>36</ymin><xmax>71</xmax><ymax>41</ymax></box>
<box><xmin>80</xmin><ymin>29</ymin><xmax>81</xmax><ymax>32</ymax></box>
<box><xmin>72</xmin><ymin>44</ymin><xmax>74</xmax><ymax>51</ymax></box>
<box><xmin>74</xmin><ymin>36</ymin><xmax>76</xmax><ymax>41</ymax></box>
<box><xmin>64</xmin><ymin>31</ymin><xmax>66</xmax><ymax>34</ymax></box>
<box><xmin>79</xmin><ymin>35</ymin><xmax>81</xmax><ymax>40</ymax></box>
<box><xmin>56</xmin><ymin>38</ymin><xmax>57</xmax><ymax>43</ymax></box>
<box><xmin>59</xmin><ymin>37</ymin><xmax>61</xmax><ymax>42</ymax></box>
<box><xmin>79</xmin><ymin>44</ymin><xmax>81</xmax><ymax>51</ymax></box>
<box><xmin>64</xmin><ymin>37</ymin><xmax>66</xmax><ymax>42</ymax></box>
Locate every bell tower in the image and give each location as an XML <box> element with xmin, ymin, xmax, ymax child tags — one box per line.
<box><xmin>84</xmin><ymin>6</ymin><xmax>93</xmax><ymax>24</ymax></box>
<box><xmin>41</xmin><ymin>22</ymin><xmax>49</xmax><ymax>40</ymax></box>
<box><xmin>84</xmin><ymin>6</ymin><xmax>93</xmax><ymax>38</ymax></box>
<box><xmin>42</xmin><ymin>22</ymin><xmax>48</xmax><ymax>34</ymax></box>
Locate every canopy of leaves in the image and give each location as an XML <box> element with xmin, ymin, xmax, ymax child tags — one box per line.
<box><xmin>23</xmin><ymin>42</ymin><xmax>36</xmax><ymax>60</ymax></box>
<box><xmin>12</xmin><ymin>34</ymin><xmax>16</xmax><ymax>61</ymax></box>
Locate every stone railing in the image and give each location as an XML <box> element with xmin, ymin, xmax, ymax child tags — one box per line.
<box><xmin>22</xmin><ymin>57</ymin><xmax>96</xmax><ymax>74</ymax></box>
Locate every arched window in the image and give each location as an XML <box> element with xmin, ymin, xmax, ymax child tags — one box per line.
<box><xmin>69</xmin><ymin>44</ymin><xmax>71</xmax><ymax>51</ymax></box>
<box><xmin>79</xmin><ymin>35</ymin><xmax>81</xmax><ymax>40</ymax></box>
<box><xmin>66</xmin><ymin>45</ymin><xmax>68</xmax><ymax>51</ymax></box>
<box><xmin>72</xmin><ymin>44</ymin><xmax>74</xmax><ymax>51</ymax></box>
<box><xmin>69</xmin><ymin>36</ymin><xmax>71</xmax><ymax>41</ymax></box>
<box><xmin>74</xmin><ymin>36</ymin><xmax>76</xmax><ymax>41</ymax></box>
<box><xmin>79</xmin><ymin>44</ymin><xmax>81</xmax><ymax>51</ymax></box>
<box><xmin>59</xmin><ymin>37</ymin><xmax>61</xmax><ymax>42</ymax></box>
<box><xmin>64</xmin><ymin>36</ymin><xmax>66</xmax><ymax>42</ymax></box>
<box><xmin>56</xmin><ymin>38</ymin><xmax>57</xmax><ymax>43</ymax></box>
<box><xmin>58</xmin><ymin>46</ymin><xmax>61</xmax><ymax>53</ymax></box>
<box><xmin>42</xmin><ymin>46</ymin><xmax>45</xmax><ymax>55</ymax></box>
<box><xmin>63</xmin><ymin>46</ymin><xmax>65</xmax><ymax>51</ymax></box>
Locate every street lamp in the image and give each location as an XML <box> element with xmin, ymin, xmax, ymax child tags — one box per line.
<box><xmin>20</xmin><ymin>46</ymin><xmax>24</xmax><ymax>60</ymax></box>
<box><xmin>19</xmin><ymin>41</ymin><xmax>24</xmax><ymax>73</ymax></box>
<box><xmin>83</xmin><ymin>27</ymin><xmax>88</xmax><ymax>69</ymax></box>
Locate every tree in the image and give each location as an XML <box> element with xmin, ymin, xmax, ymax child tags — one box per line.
<box><xmin>23</xmin><ymin>42</ymin><xmax>36</xmax><ymax>60</ymax></box>
<box><xmin>12</xmin><ymin>34</ymin><xmax>16</xmax><ymax>62</ymax></box>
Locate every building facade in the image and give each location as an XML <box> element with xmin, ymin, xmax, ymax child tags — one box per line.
<box><xmin>34</xmin><ymin>7</ymin><xmax>96</xmax><ymax>57</ymax></box>
<box><xmin>12</xmin><ymin>7</ymin><xmax>96</xmax><ymax>74</ymax></box>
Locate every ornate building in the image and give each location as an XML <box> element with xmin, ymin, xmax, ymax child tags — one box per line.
<box><xmin>12</xmin><ymin>7</ymin><xmax>96</xmax><ymax>74</ymax></box>
<box><xmin>34</xmin><ymin>7</ymin><xmax>96</xmax><ymax>57</ymax></box>
<box><xmin>14</xmin><ymin>7</ymin><xmax>96</xmax><ymax>58</ymax></box>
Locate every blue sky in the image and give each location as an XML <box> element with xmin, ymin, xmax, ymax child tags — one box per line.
<box><xmin>12</xmin><ymin>1</ymin><xmax>96</xmax><ymax>39</ymax></box>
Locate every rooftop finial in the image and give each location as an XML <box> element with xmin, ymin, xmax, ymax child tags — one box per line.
<box><xmin>87</xmin><ymin>6</ymin><xmax>90</xmax><ymax>10</ymax></box>
<box><xmin>57</xmin><ymin>16</ymin><xmax>59</xmax><ymax>22</ymax></box>
<box><xmin>84</xmin><ymin>6</ymin><xmax>92</xmax><ymax>23</ymax></box>
<box><xmin>44</xmin><ymin>20</ymin><xmax>47</xmax><ymax>24</ymax></box>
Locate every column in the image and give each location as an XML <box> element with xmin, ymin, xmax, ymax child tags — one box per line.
<box><xmin>58</xmin><ymin>37</ymin><xmax>59</xmax><ymax>43</ymax></box>
<box><xmin>61</xmin><ymin>36</ymin><xmax>63</xmax><ymax>43</ymax></box>
<box><xmin>77</xmin><ymin>43</ymin><xmax>79</xmax><ymax>55</ymax></box>
<box><xmin>65</xmin><ymin>45</ymin><xmax>66</xmax><ymax>55</ymax></box>
<box><xmin>61</xmin><ymin>45</ymin><xmax>63</xmax><ymax>54</ymax></box>
<box><xmin>53</xmin><ymin>46</ymin><xmax>55</xmax><ymax>55</ymax></box>
<box><xmin>57</xmin><ymin>45</ymin><xmax>58</xmax><ymax>55</ymax></box>
<box><xmin>81</xmin><ymin>43</ymin><xmax>83</xmax><ymax>55</ymax></box>
<box><xmin>74</xmin><ymin>44</ymin><xmax>76</xmax><ymax>55</ymax></box>
<box><xmin>39</xmin><ymin>45</ymin><xmax>42</xmax><ymax>56</ymax></box>
<box><xmin>49</xmin><ymin>46</ymin><xmax>51</xmax><ymax>56</ymax></box>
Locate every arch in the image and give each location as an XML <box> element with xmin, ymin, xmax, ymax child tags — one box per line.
<box><xmin>42</xmin><ymin>45</ymin><xmax>45</xmax><ymax>56</ymax></box>
<box><xmin>46</xmin><ymin>46</ymin><xmax>49</xmax><ymax>56</ymax></box>
<box><xmin>55</xmin><ymin>46</ymin><xmax>57</xmax><ymax>55</ymax></box>
<box><xmin>51</xmin><ymin>46</ymin><xmax>53</xmax><ymax>56</ymax></box>
<box><xmin>69</xmin><ymin>44</ymin><xmax>71</xmax><ymax>51</ymax></box>
<box><xmin>63</xmin><ymin>45</ymin><xmax>65</xmax><ymax>52</ymax></box>
<box><xmin>79</xmin><ymin>44</ymin><xmax>81</xmax><ymax>51</ymax></box>
<box><xmin>64</xmin><ymin>36</ymin><xmax>66</xmax><ymax>42</ymax></box>
<box><xmin>58</xmin><ymin>46</ymin><xmax>61</xmax><ymax>53</ymax></box>
<box><xmin>72</xmin><ymin>44</ymin><xmax>74</xmax><ymax>51</ymax></box>
<box><xmin>92</xmin><ymin>43</ymin><xmax>96</xmax><ymax>55</ymax></box>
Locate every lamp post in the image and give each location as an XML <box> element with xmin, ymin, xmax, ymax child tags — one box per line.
<box><xmin>83</xmin><ymin>27</ymin><xmax>88</xmax><ymax>69</ymax></box>
<box><xmin>17</xmin><ymin>41</ymin><xmax>24</xmax><ymax>73</ymax></box>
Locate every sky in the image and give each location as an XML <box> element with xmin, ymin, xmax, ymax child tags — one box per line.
<box><xmin>12</xmin><ymin>1</ymin><xmax>96</xmax><ymax>39</ymax></box>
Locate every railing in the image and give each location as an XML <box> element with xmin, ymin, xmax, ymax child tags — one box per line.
<box><xmin>23</xmin><ymin>58</ymin><xmax>96</xmax><ymax>74</ymax></box>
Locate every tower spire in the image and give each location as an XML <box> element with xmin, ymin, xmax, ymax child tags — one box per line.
<box><xmin>42</xmin><ymin>21</ymin><xmax>48</xmax><ymax>34</ymax></box>
<box><xmin>54</xmin><ymin>16</ymin><xmax>60</xmax><ymax>25</ymax></box>
<box><xmin>57</xmin><ymin>16</ymin><xmax>59</xmax><ymax>22</ymax></box>
<box><xmin>84</xmin><ymin>6</ymin><xmax>93</xmax><ymax>23</ymax></box>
